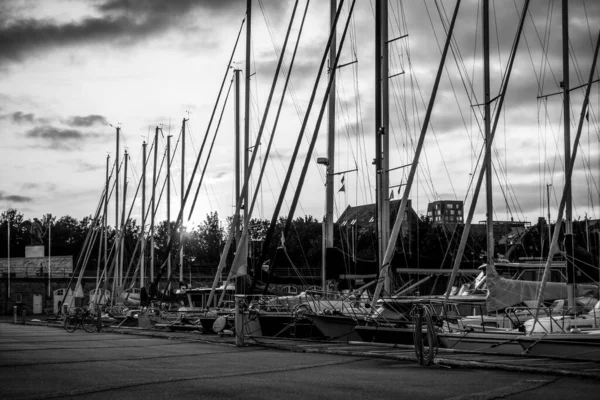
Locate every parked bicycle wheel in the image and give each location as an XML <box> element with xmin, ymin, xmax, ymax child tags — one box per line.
<box><xmin>82</xmin><ymin>316</ymin><xmax>97</xmax><ymax>333</ymax></box>
<box><xmin>64</xmin><ymin>315</ymin><xmax>78</xmax><ymax>333</ymax></box>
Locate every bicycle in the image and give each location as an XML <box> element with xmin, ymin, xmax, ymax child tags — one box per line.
<box><xmin>64</xmin><ymin>308</ymin><xmax>98</xmax><ymax>333</ymax></box>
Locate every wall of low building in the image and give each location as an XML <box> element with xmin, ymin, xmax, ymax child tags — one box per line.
<box><xmin>0</xmin><ymin>277</ymin><xmax>77</xmax><ymax>315</ymax></box>
<box><xmin>0</xmin><ymin>256</ymin><xmax>73</xmax><ymax>278</ymax></box>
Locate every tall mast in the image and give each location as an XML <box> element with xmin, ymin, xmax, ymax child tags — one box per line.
<box><xmin>180</xmin><ymin>118</ymin><xmax>186</xmax><ymax>284</ymax></box>
<box><xmin>374</xmin><ymin>0</ymin><xmax>382</xmax><ymax>282</ymax></box>
<box><xmin>167</xmin><ymin>135</ymin><xmax>172</xmax><ymax>285</ymax></box>
<box><xmin>562</xmin><ymin>0</ymin><xmax>575</xmax><ymax>312</ymax></box>
<box><xmin>324</xmin><ymin>0</ymin><xmax>337</xmax><ymax>291</ymax></box>
<box><xmin>547</xmin><ymin>183</ymin><xmax>552</xmax><ymax>255</ymax></box>
<box><xmin>254</xmin><ymin>0</ymin><xmax>345</xmax><ymax>297</ymax></box>
<box><xmin>444</xmin><ymin>0</ymin><xmax>529</xmax><ymax>299</ymax></box>
<box><xmin>483</xmin><ymin>0</ymin><xmax>493</xmax><ymax>272</ymax></box>
<box><xmin>141</xmin><ymin>142</ymin><xmax>146</xmax><ymax>290</ymax></box>
<box><xmin>116</xmin><ymin>128</ymin><xmax>120</xmax><ymax>230</ymax></box>
<box><xmin>120</xmin><ymin>150</ymin><xmax>128</xmax><ymax>286</ymax></box>
<box><xmin>243</xmin><ymin>0</ymin><xmax>251</xmax><ymax>278</ymax></box>
<box><xmin>7</xmin><ymin>215</ymin><xmax>10</xmax><ymax>296</ymax></box>
<box><xmin>48</xmin><ymin>215</ymin><xmax>51</xmax><ymax>297</ymax></box>
<box><xmin>530</xmin><ymin>28</ymin><xmax>600</xmax><ymax>332</ymax></box>
<box><xmin>150</xmin><ymin>127</ymin><xmax>159</xmax><ymax>281</ymax></box>
<box><xmin>115</xmin><ymin>127</ymin><xmax>120</xmax><ymax>283</ymax></box>
<box><xmin>381</xmin><ymin>0</ymin><xmax>391</xmax><ymax>294</ymax></box>
<box><xmin>371</xmin><ymin>0</ymin><xmax>461</xmax><ymax>308</ymax></box>
<box><xmin>233</xmin><ymin>0</ymin><xmax>250</xmax><ymax>346</ymax></box>
<box><xmin>217</xmin><ymin>0</ymin><xmax>303</xmax><ymax>302</ymax></box>
<box><xmin>104</xmin><ymin>155</ymin><xmax>109</xmax><ymax>283</ymax></box>
<box><xmin>235</xmin><ymin>69</ymin><xmax>242</xmax><ymax>245</ymax></box>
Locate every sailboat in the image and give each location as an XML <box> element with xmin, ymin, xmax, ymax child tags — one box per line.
<box><xmin>512</xmin><ymin>11</ymin><xmax>600</xmax><ymax>360</ymax></box>
<box><xmin>437</xmin><ymin>1</ymin><xmax>600</xmax><ymax>356</ymax></box>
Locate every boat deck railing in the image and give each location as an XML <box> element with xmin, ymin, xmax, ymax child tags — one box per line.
<box><xmin>438</xmin><ymin>301</ymin><xmax>600</xmax><ymax>334</ymax></box>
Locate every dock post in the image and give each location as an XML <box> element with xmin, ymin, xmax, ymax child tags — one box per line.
<box><xmin>235</xmin><ymin>294</ymin><xmax>244</xmax><ymax>346</ymax></box>
<box><xmin>97</xmin><ymin>307</ymin><xmax>102</xmax><ymax>332</ymax></box>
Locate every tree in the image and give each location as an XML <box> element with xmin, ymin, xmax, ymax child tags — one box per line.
<box><xmin>154</xmin><ymin>219</ymin><xmax>178</xmax><ymax>264</ymax></box>
<box><xmin>0</xmin><ymin>209</ymin><xmax>27</xmax><ymax>257</ymax></box>
<box><xmin>194</xmin><ymin>212</ymin><xmax>225</xmax><ymax>270</ymax></box>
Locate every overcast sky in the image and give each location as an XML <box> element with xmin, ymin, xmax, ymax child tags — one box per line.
<box><xmin>0</xmin><ymin>0</ymin><xmax>598</xmax><ymax>230</ymax></box>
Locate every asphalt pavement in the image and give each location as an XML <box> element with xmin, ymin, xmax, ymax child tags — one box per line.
<box><xmin>2</xmin><ymin>319</ymin><xmax>600</xmax><ymax>399</ymax></box>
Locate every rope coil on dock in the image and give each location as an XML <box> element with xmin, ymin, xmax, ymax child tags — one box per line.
<box><xmin>412</xmin><ymin>304</ymin><xmax>439</xmax><ymax>366</ymax></box>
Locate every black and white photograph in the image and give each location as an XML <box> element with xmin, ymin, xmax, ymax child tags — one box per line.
<box><xmin>1</xmin><ymin>0</ymin><xmax>600</xmax><ymax>398</ymax></box>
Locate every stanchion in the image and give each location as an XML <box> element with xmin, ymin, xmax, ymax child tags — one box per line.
<box><xmin>13</xmin><ymin>306</ymin><xmax>17</xmax><ymax>324</ymax></box>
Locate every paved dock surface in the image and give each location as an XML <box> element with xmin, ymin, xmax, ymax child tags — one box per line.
<box><xmin>2</xmin><ymin>321</ymin><xmax>600</xmax><ymax>399</ymax></box>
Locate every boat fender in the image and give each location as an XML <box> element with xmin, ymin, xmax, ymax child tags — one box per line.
<box><xmin>293</xmin><ymin>304</ymin><xmax>311</xmax><ymax>319</ymax></box>
<box><xmin>213</xmin><ymin>316</ymin><xmax>227</xmax><ymax>333</ymax></box>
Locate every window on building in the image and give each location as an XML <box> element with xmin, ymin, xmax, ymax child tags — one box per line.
<box><xmin>14</xmin><ymin>293</ymin><xmax>22</xmax><ymax>303</ymax></box>
<box><xmin>427</xmin><ymin>211</ymin><xmax>432</xmax><ymax>217</ymax></box>
<box><xmin>446</xmin><ymin>204</ymin><xmax>453</xmax><ymax>209</ymax></box>
<box><xmin>437</xmin><ymin>210</ymin><xmax>441</xmax><ymax>215</ymax></box>
<box><xmin>458</xmin><ymin>210</ymin><xmax>462</xmax><ymax>216</ymax></box>
<box><xmin>436</xmin><ymin>203</ymin><xmax>440</xmax><ymax>209</ymax></box>
<box><xmin>450</xmin><ymin>210</ymin><xmax>455</xmax><ymax>215</ymax></box>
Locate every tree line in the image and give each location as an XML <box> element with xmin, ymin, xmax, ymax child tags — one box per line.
<box><xmin>0</xmin><ymin>209</ymin><xmax>323</xmax><ymax>280</ymax></box>
<box><xmin>2</xmin><ymin>208</ymin><xmax>597</xmax><ymax>285</ymax></box>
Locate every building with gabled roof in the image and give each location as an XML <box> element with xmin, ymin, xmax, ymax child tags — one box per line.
<box><xmin>335</xmin><ymin>199</ymin><xmax>420</xmax><ymax>267</ymax></box>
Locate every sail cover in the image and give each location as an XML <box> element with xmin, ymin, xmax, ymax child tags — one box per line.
<box><xmin>485</xmin><ymin>263</ymin><xmax>598</xmax><ymax>312</ymax></box>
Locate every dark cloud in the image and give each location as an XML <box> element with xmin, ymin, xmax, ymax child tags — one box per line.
<box><xmin>0</xmin><ymin>0</ymin><xmax>244</xmax><ymax>64</ymax></box>
<box><xmin>98</xmin><ymin>0</ymin><xmax>238</xmax><ymax>15</ymax></box>
<box><xmin>66</xmin><ymin>114</ymin><xmax>108</xmax><ymax>127</ymax></box>
<box><xmin>26</xmin><ymin>125</ymin><xmax>83</xmax><ymax>140</ymax></box>
<box><xmin>76</xmin><ymin>160</ymin><xmax>103</xmax><ymax>172</ymax></box>
<box><xmin>24</xmin><ymin>125</ymin><xmax>96</xmax><ymax>150</ymax></box>
<box><xmin>19</xmin><ymin>182</ymin><xmax>57</xmax><ymax>192</ymax></box>
<box><xmin>0</xmin><ymin>111</ymin><xmax>49</xmax><ymax>124</ymax></box>
<box><xmin>0</xmin><ymin>191</ymin><xmax>33</xmax><ymax>203</ymax></box>
<box><xmin>497</xmin><ymin>174</ymin><xmax>593</xmax><ymax>219</ymax></box>
<box><xmin>10</xmin><ymin>111</ymin><xmax>34</xmax><ymax>123</ymax></box>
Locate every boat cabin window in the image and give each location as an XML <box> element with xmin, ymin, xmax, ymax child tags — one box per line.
<box><xmin>187</xmin><ymin>293</ymin><xmax>207</xmax><ymax>308</ymax></box>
